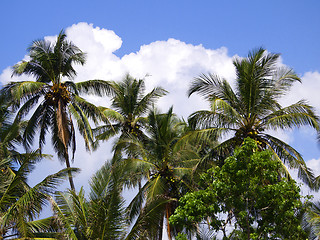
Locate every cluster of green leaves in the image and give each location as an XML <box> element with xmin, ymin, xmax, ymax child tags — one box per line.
<box><xmin>170</xmin><ymin>138</ymin><xmax>308</xmax><ymax>239</ymax></box>
<box><xmin>50</xmin><ymin>161</ymin><xmax>126</xmax><ymax>240</ymax></box>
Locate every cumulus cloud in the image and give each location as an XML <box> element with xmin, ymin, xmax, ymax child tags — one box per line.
<box><xmin>1</xmin><ymin>22</ymin><xmax>320</xmax><ymax>193</ymax></box>
<box><xmin>292</xmin><ymin>71</ymin><xmax>320</xmax><ymax>114</ymax></box>
<box><xmin>0</xmin><ymin>22</ymin><xmax>237</xmax><ymax>191</ymax></box>
<box><xmin>120</xmin><ymin>39</ymin><xmax>236</xmax><ymax>116</ymax></box>
<box><xmin>61</xmin><ymin>23</ymin><xmax>237</xmax><ymax>117</ymax></box>
<box><xmin>278</xmin><ymin>70</ymin><xmax>320</xmax><ymax>115</ymax></box>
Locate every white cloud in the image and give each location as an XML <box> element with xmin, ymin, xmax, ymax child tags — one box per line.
<box><xmin>0</xmin><ymin>22</ymin><xmax>236</xmax><ymax>192</ymax></box>
<box><xmin>61</xmin><ymin>23</ymin><xmax>237</xmax><ymax>117</ymax></box>
<box><xmin>296</xmin><ymin>71</ymin><xmax>320</xmax><ymax>114</ymax></box>
<box><xmin>120</xmin><ymin>39</ymin><xmax>236</xmax><ymax>116</ymax></box>
<box><xmin>280</xmin><ymin>71</ymin><xmax>320</xmax><ymax>114</ymax></box>
<box><xmin>2</xmin><ymin>22</ymin><xmax>320</xmax><ymax>197</ymax></box>
<box><xmin>307</xmin><ymin>158</ymin><xmax>320</xmax><ymax>177</ymax></box>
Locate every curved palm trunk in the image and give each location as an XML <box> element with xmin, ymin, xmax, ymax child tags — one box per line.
<box><xmin>57</xmin><ymin>100</ymin><xmax>75</xmax><ymax>190</ymax></box>
<box><xmin>65</xmin><ymin>151</ymin><xmax>75</xmax><ymax>191</ymax></box>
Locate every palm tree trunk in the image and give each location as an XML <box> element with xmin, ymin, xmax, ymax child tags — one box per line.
<box><xmin>166</xmin><ymin>205</ymin><xmax>172</xmax><ymax>240</ymax></box>
<box><xmin>157</xmin><ymin>213</ymin><xmax>164</xmax><ymax>240</ymax></box>
<box><xmin>56</xmin><ymin>101</ymin><xmax>75</xmax><ymax>190</ymax></box>
<box><xmin>65</xmin><ymin>151</ymin><xmax>75</xmax><ymax>191</ymax></box>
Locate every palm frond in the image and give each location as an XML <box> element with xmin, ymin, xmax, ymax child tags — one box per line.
<box><xmin>50</xmin><ymin>194</ymin><xmax>78</xmax><ymax>240</ymax></box>
<box><xmin>68</xmin><ymin>102</ymin><xmax>93</xmax><ymax>151</ymax></box>
<box><xmin>188</xmin><ymin>73</ymin><xmax>224</xmax><ymax>99</ymax></box>
<box><xmin>75</xmin><ymin>79</ymin><xmax>114</xmax><ymax>96</ymax></box>
<box><xmin>304</xmin><ymin>201</ymin><xmax>320</xmax><ymax>239</ymax></box>
<box><xmin>262</xmin><ymin>133</ymin><xmax>315</xmax><ymax>188</ymax></box>
<box><xmin>134</xmin><ymin>86</ymin><xmax>168</xmax><ymax>116</ymax></box>
<box><xmin>1</xmin><ymin>167</ymin><xmax>78</xmax><ymax>239</ymax></box>
<box><xmin>93</xmin><ymin>123</ymin><xmax>121</xmax><ymax>141</ymax></box>
<box><xmin>125</xmin><ymin>197</ymin><xmax>171</xmax><ymax>240</ymax></box>
<box><xmin>126</xmin><ymin>183</ymin><xmax>149</xmax><ymax>225</ymax></box>
<box><xmin>1</xmin><ymin>81</ymin><xmax>47</xmax><ymax>109</ymax></box>
<box><xmin>99</xmin><ymin>106</ymin><xmax>126</xmax><ymax>123</ymax></box>
<box><xmin>263</xmin><ymin>100</ymin><xmax>319</xmax><ymax>131</ymax></box>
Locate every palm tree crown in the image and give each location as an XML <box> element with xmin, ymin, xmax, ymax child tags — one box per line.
<box><xmin>188</xmin><ymin>48</ymin><xmax>319</xmax><ymax>187</ymax></box>
<box><xmin>95</xmin><ymin>74</ymin><xmax>167</xmax><ymax>143</ymax></box>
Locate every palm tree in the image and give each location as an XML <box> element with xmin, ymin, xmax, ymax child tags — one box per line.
<box><xmin>51</xmin><ymin>161</ymin><xmax>126</xmax><ymax>239</ymax></box>
<box><xmin>123</xmin><ymin>107</ymin><xmax>200</xmax><ymax>240</ymax></box>
<box><xmin>0</xmin><ymin>151</ymin><xmax>77</xmax><ymax>239</ymax></box>
<box><xmin>188</xmin><ymin>48</ymin><xmax>319</xmax><ymax>187</ymax></box>
<box><xmin>94</xmin><ymin>74</ymin><xmax>167</xmax><ymax>188</ymax></box>
<box><xmin>94</xmin><ymin>74</ymin><xmax>167</xmax><ymax>144</ymax></box>
<box><xmin>0</xmin><ymin>94</ymin><xmax>74</xmax><ymax>239</ymax></box>
<box><xmin>1</xmin><ymin>31</ymin><xmax>112</xmax><ymax>190</ymax></box>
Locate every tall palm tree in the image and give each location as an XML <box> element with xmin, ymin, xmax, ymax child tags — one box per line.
<box><xmin>188</xmin><ymin>48</ymin><xmax>319</xmax><ymax>187</ymax></box>
<box><xmin>1</xmin><ymin>31</ymin><xmax>112</xmax><ymax>190</ymax></box>
<box><xmin>51</xmin><ymin>161</ymin><xmax>126</xmax><ymax>239</ymax></box>
<box><xmin>123</xmin><ymin>107</ymin><xmax>200</xmax><ymax>240</ymax></box>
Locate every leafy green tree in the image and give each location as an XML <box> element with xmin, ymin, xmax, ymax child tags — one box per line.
<box><xmin>170</xmin><ymin>138</ymin><xmax>307</xmax><ymax>240</ymax></box>
<box><xmin>51</xmin><ymin>161</ymin><xmax>126</xmax><ymax>240</ymax></box>
<box><xmin>188</xmin><ymin>48</ymin><xmax>319</xmax><ymax>187</ymax></box>
<box><xmin>1</xmin><ymin>31</ymin><xmax>111</xmax><ymax>190</ymax></box>
<box><xmin>123</xmin><ymin>107</ymin><xmax>200</xmax><ymax>240</ymax></box>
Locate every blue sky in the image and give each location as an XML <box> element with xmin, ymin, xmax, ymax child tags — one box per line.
<box><xmin>1</xmin><ymin>0</ymin><xmax>320</xmax><ymax>194</ymax></box>
<box><xmin>2</xmin><ymin>0</ymin><xmax>320</xmax><ymax>72</ymax></box>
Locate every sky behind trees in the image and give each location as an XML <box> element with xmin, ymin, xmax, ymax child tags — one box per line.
<box><xmin>1</xmin><ymin>0</ymin><xmax>320</xmax><ymax>195</ymax></box>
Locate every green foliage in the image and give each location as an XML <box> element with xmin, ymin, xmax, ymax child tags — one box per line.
<box><xmin>0</xmin><ymin>154</ymin><xmax>77</xmax><ymax>239</ymax></box>
<box><xmin>123</xmin><ymin>107</ymin><xmax>201</xmax><ymax>240</ymax></box>
<box><xmin>303</xmin><ymin>201</ymin><xmax>320</xmax><ymax>239</ymax></box>
<box><xmin>170</xmin><ymin>138</ymin><xmax>307</xmax><ymax>239</ymax></box>
<box><xmin>175</xmin><ymin>232</ymin><xmax>189</xmax><ymax>240</ymax></box>
<box><xmin>94</xmin><ymin>74</ymin><xmax>167</xmax><ymax>157</ymax></box>
<box><xmin>51</xmin><ymin>161</ymin><xmax>126</xmax><ymax>240</ymax></box>
<box><xmin>188</xmin><ymin>48</ymin><xmax>319</xmax><ymax>188</ymax></box>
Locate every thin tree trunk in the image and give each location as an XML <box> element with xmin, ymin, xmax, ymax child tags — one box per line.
<box><xmin>57</xmin><ymin>101</ymin><xmax>75</xmax><ymax>190</ymax></box>
<box><xmin>166</xmin><ymin>205</ymin><xmax>172</xmax><ymax>240</ymax></box>
<box><xmin>157</xmin><ymin>213</ymin><xmax>164</xmax><ymax>240</ymax></box>
<box><xmin>65</xmin><ymin>151</ymin><xmax>75</xmax><ymax>191</ymax></box>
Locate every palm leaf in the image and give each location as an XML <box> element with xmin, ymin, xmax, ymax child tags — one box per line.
<box><xmin>75</xmin><ymin>79</ymin><xmax>114</xmax><ymax>96</ymax></box>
